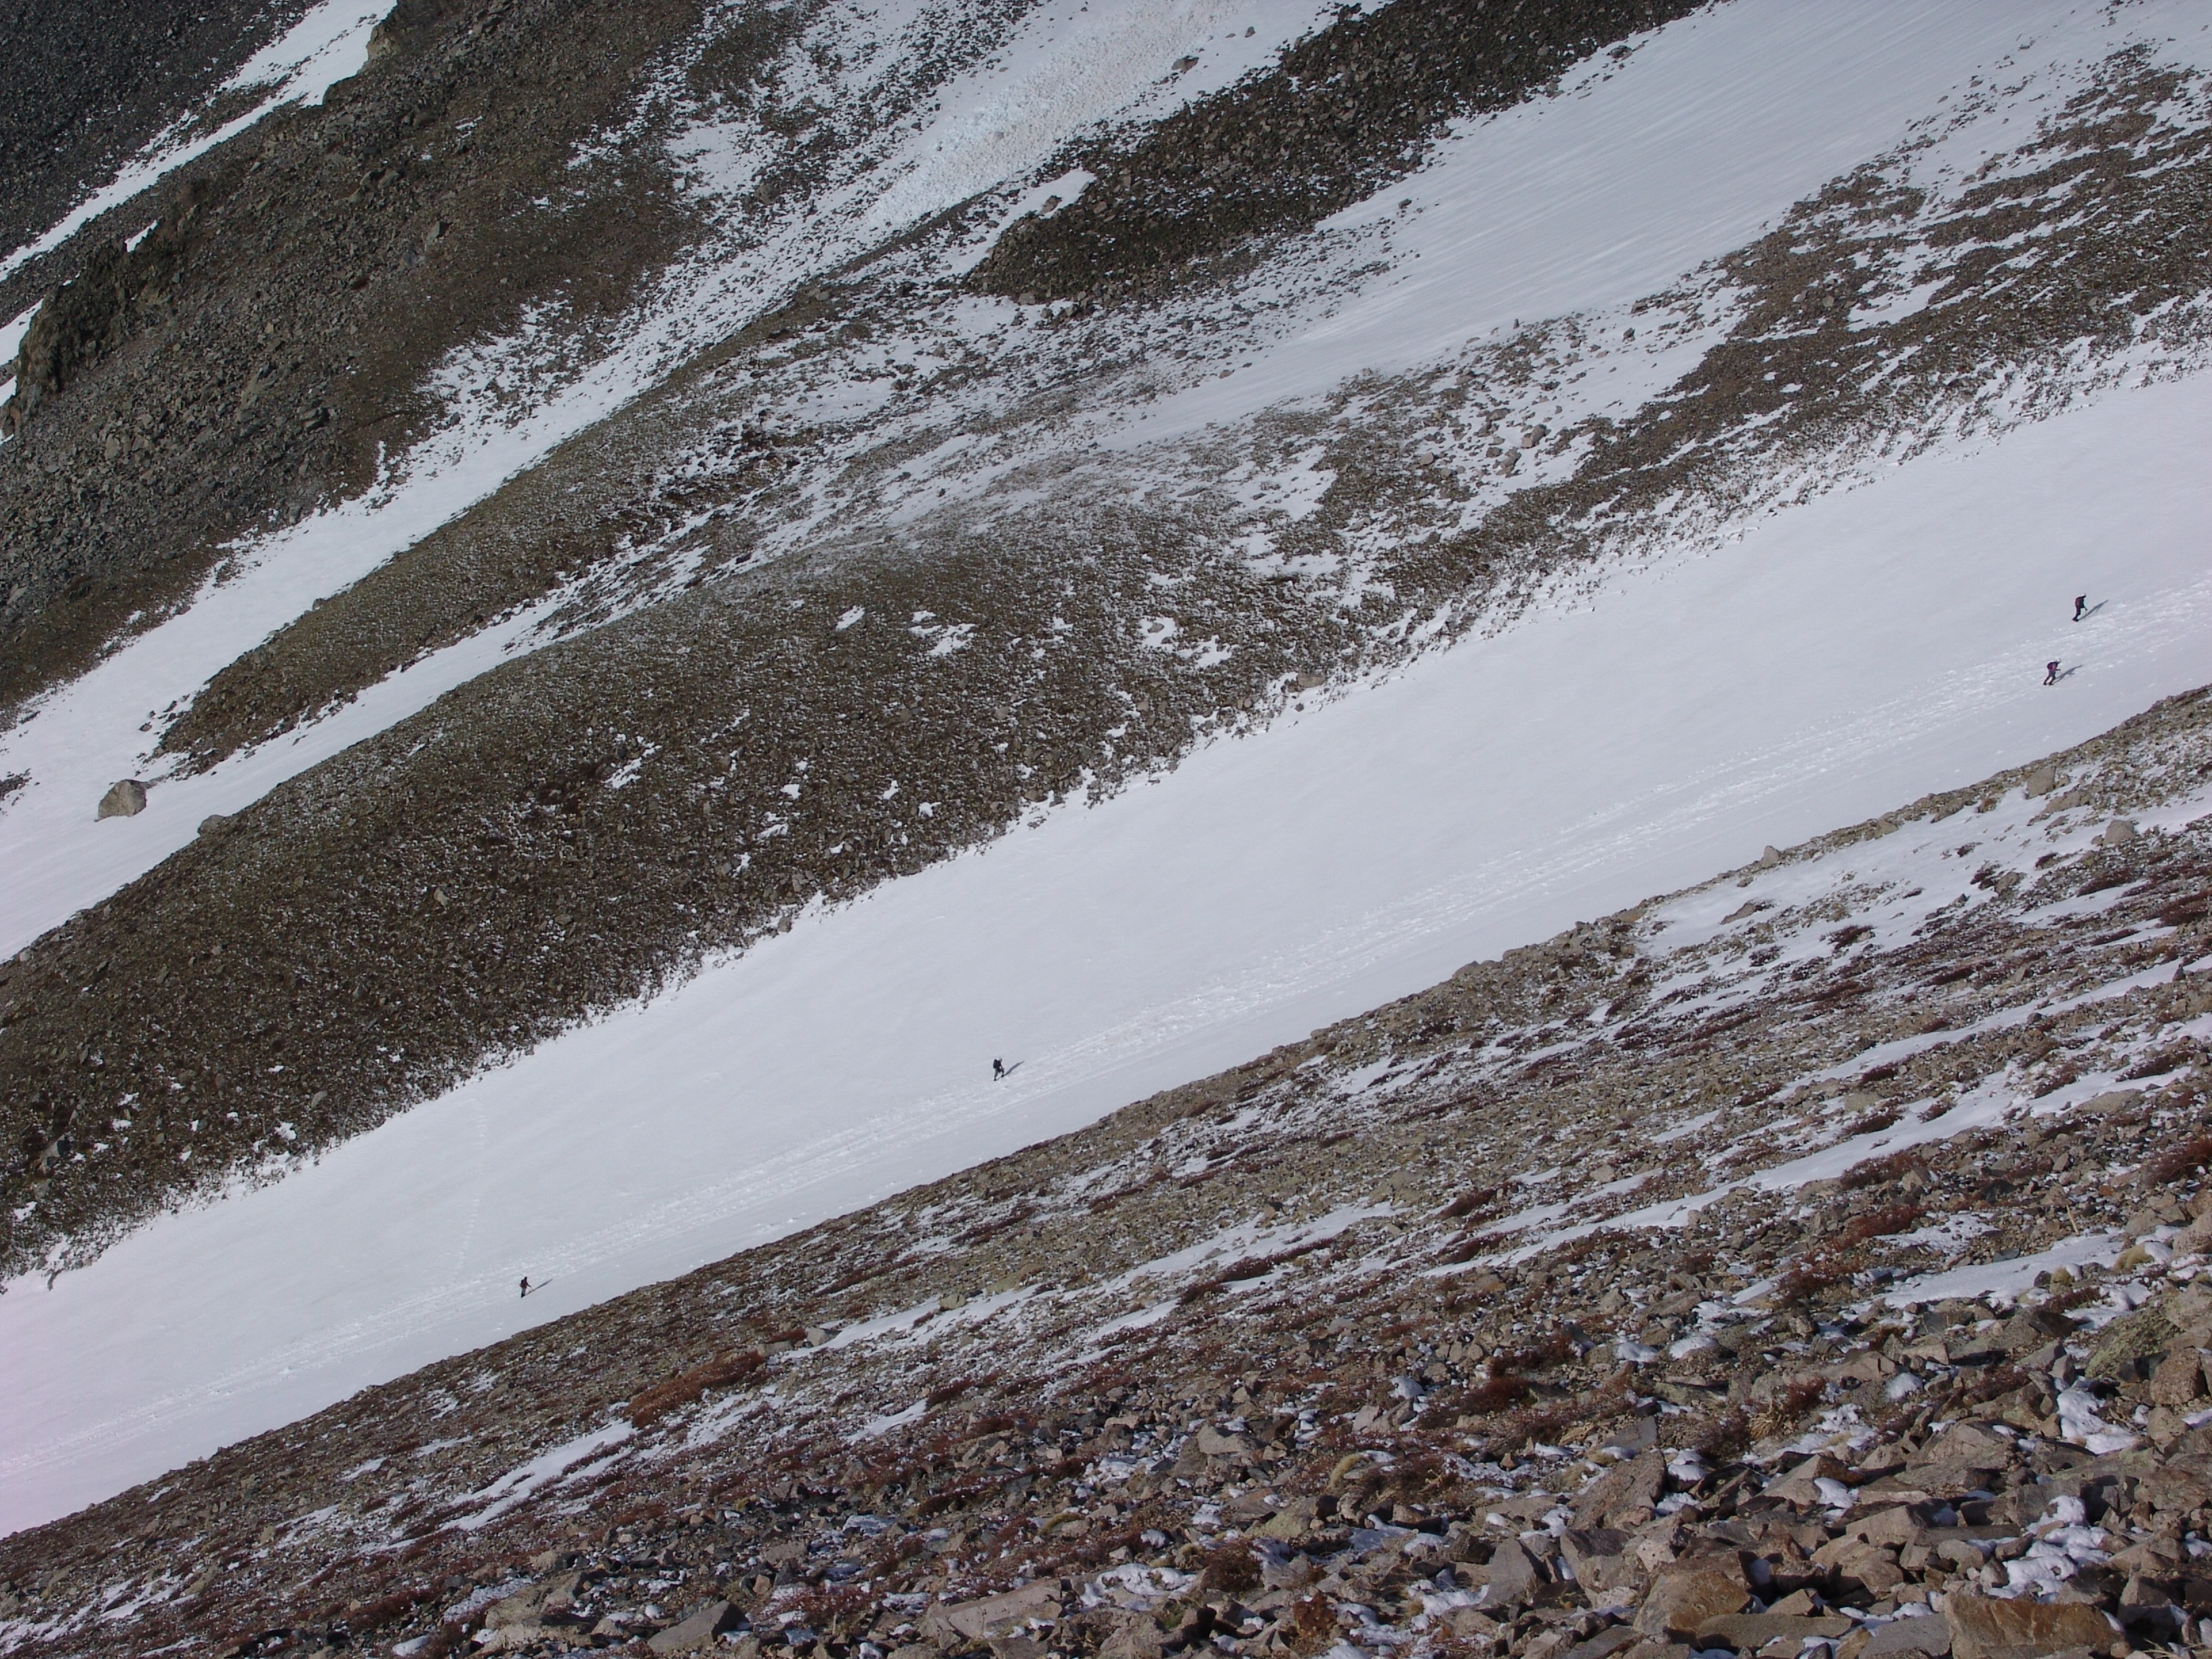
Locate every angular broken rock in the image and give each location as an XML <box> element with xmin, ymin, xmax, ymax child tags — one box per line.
<box><xmin>2087</xmin><ymin>1307</ymin><xmax>2176</xmax><ymax>1382</ymax></box>
<box><xmin>1633</xmin><ymin>1558</ymin><xmax>1750</xmax><ymax>1639</ymax></box>
<box><xmin>96</xmin><ymin>779</ymin><xmax>148</xmax><ymax>819</ymax></box>
<box><xmin>1943</xmin><ymin>1590</ymin><xmax>2118</xmax><ymax>1659</ymax></box>
<box><xmin>1255</xmin><ymin>1496</ymin><xmax>1319</xmax><ymax>1540</ymax></box>
<box><xmin>1560</xmin><ymin>1527</ymin><xmax>1639</xmax><ymax>1595</ymax></box>
<box><xmin>487</xmin><ymin>1570</ymin><xmax>581</xmax><ymax>1627</ymax></box>
<box><xmin>1700</xmin><ymin>1614</ymin><xmax>1852</xmax><ymax>1652</ymax></box>
<box><xmin>1574</xmin><ymin>1448</ymin><xmax>1664</xmax><ymax>1528</ymax></box>
<box><xmin>1851</xmin><ymin>1612</ymin><xmax>1951</xmax><ymax>1659</ymax></box>
<box><xmin>1098</xmin><ymin>1616</ymin><xmax>1165</xmax><ymax>1659</ymax></box>
<box><xmin>648</xmin><ymin>1598</ymin><xmax>742</xmax><ymax>1654</ymax></box>
<box><xmin>2148</xmin><ymin>1348</ymin><xmax>2205</xmax><ymax>1406</ymax></box>
<box><xmin>1193</xmin><ymin>1423</ymin><xmax>1250</xmax><ymax>1458</ymax></box>
<box><xmin>1483</xmin><ymin>1538</ymin><xmax>1547</xmax><ymax>1610</ymax></box>
<box><xmin>924</xmin><ymin>1582</ymin><xmax>1061</xmax><ymax>1643</ymax></box>
<box><xmin>1913</xmin><ymin>1422</ymin><xmax>2012</xmax><ymax>1467</ymax></box>
<box><xmin>2144</xmin><ymin>1454</ymin><xmax>2212</xmax><ymax>1513</ymax></box>
<box><xmin>1759</xmin><ymin>845</ymin><xmax>1782</xmax><ymax>868</ymax></box>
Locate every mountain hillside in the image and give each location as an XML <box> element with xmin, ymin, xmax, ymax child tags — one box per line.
<box><xmin>3</xmin><ymin>1</ymin><xmax>2212</xmax><ymax>1650</ymax></box>
<box><xmin>3</xmin><ymin>684</ymin><xmax>2209</xmax><ymax>1658</ymax></box>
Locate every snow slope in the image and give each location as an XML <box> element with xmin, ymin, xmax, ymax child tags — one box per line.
<box><xmin>0</xmin><ymin>0</ymin><xmax>1347</xmax><ymax>956</ymax></box>
<box><xmin>5</xmin><ymin>360</ymin><xmax>2210</xmax><ymax>1532</ymax></box>
<box><xmin>11</xmin><ymin>0</ymin><xmax>2203</xmax><ymax>952</ymax></box>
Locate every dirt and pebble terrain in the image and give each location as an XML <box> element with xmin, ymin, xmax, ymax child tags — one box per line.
<box><xmin>4</xmin><ymin>685</ymin><xmax>2209</xmax><ymax>1659</ymax></box>
<box><xmin>7</xmin><ymin>20</ymin><xmax>2212</xmax><ymax>1290</ymax></box>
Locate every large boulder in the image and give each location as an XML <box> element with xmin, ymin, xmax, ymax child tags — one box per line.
<box><xmin>1559</xmin><ymin>1527</ymin><xmax>1639</xmax><ymax>1597</ymax></box>
<box><xmin>486</xmin><ymin>1571</ymin><xmax>581</xmax><ymax>1629</ymax></box>
<box><xmin>922</xmin><ymin>1582</ymin><xmax>1061</xmax><ymax>1645</ymax></box>
<box><xmin>2088</xmin><ymin>1307</ymin><xmax>2176</xmax><ymax>1382</ymax></box>
<box><xmin>2150</xmin><ymin>1349</ymin><xmax>2205</xmax><ymax>1406</ymax></box>
<box><xmin>1633</xmin><ymin>1558</ymin><xmax>1750</xmax><ymax>1639</ymax></box>
<box><xmin>1483</xmin><ymin>1538</ymin><xmax>1548</xmax><ymax>1611</ymax></box>
<box><xmin>648</xmin><ymin>1598</ymin><xmax>743</xmax><ymax>1655</ymax></box>
<box><xmin>1943</xmin><ymin>1590</ymin><xmax>2119</xmax><ymax>1659</ymax></box>
<box><xmin>1852</xmin><ymin>1613</ymin><xmax>1951</xmax><ymax>1658</ymax></box>
<box><xmin>1575</xmin><ymin>1449</ymin><xmax>1664</xmax><ymax>1528</ymax></box>
<box><xmin>96</xmin><ymin>779</ymin><xmax>147</xmax><ymax>819</ymax></box>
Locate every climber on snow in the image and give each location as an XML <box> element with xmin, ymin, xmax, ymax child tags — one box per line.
<box><xmin>2044</xmin><ymin>660</ymin><xmax>2061</xmax><ymax>687</ymax></box>
<box><xmin>992</xmin><ymin>1059</ymin><xmax>1006</xmax><ymax>1081</ymax></box>
<box><xmin>2073</xmin><ymin>594</ymin><xmax>2088</xmax><ymax>621</ymax></box>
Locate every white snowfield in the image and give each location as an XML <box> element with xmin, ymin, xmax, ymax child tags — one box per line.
<box><xmin>4</xmin><ymin>0</ymin><xmax>2212</xmax><ymax>1534</ymax></box>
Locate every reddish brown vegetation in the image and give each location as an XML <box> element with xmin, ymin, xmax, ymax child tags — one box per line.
<box><xmin>626</xmin><ymin>1349</ymin><xmax>765</xmax><ymax>1427</ymax></box>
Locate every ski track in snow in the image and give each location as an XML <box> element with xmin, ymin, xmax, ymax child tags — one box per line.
<box><xmin>6</xmin><ymin>0</ymin><xmax>2212</xmax><ymax>1534</ymax></box>
<box><xmin>5</xmin><ymin>365</ymin><xmax>2212</xmax><ymax>1532</ymax></box>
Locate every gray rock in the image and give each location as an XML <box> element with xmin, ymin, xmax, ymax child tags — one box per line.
<box><xmin>1859</xmin><ymin>1612</ymin><xmax>1951</xmax><ymax>1658</ymax></box>
<box><xmin>2076</xmin><ymin>1088</ymin><xmax>2144</xmax><ymax>1118</ymax></box>
<box><xmin>1942</xmin><ymin>1589</ymin><xmax>2116</xmax><ymax>1659</ymax></box>
<box><xmin>1575</xmin><ymin>1448</ymin><xmax>1664</xmax><ymax>1528</ymax></box>
<box><xmin>648</xmin><ymin>1597</ymin><xmax>741</xmax><ymax>1654</ymax></box>
<box><xmin>2087</xmin><ymin>1306</ymin><xmax>2176</xmax><ymax>1382</ymax></box>
<box><xmin>487</xmin><ymin>1570</ymin><xmax>581</xmax><ymax>1628</ymax></box>
<box><xmin>1556</xmin><ymin>1627</ymin><xmax>1641</xmax><ymax>1659</ymax></box>
<box><xmin>1759</xmin><ymin>845</ymin><xmax>1782</xmax><ymax>868</ymax></box>
<box><xmin>1482</xmin><ymin>1538</ymin><xmax>1546</xmax><ymax>1610</ymax></box>
<box><xmin>1559</xmin><ymin>1526</ymin><xmax>1637</xmax><ymax>1593</ymax></box>
<box><xmin>96</xmin><ymin>779</ymin><xmax>147</xmax><ymax>819</ymax></box>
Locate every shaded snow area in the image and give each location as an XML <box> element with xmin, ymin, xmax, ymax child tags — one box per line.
<box><xmin>8</xmin><ymin>0</ymin><xmax>2212</xmax><ymax>1534</ymax></box>
<box><xmin>5</xmin><ymin>681</ymin><xmax>2210</xmax><ymax>1659</ymax></box>
<box><xmin>5</xmin><ymin>368</ymin><xmax>2212</xmax><ymax>1532</ymax></box>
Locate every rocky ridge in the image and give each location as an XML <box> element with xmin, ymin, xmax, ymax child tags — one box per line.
<box><xmin>3</xmin><ymin>684</ymin><xmax>2210</xmax><ymax>1659</ymax></box>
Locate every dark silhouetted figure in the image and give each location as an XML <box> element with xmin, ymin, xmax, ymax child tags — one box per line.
<box><xmin>519</xmin><ymin>1276</ymin><xmax>531</xmax><ymax>1298</ymax></box>
<box><xmin>2072</xmin><ymin>595</ymin><xmax>2087</xmax><ymax>621</ymax></box>
<box><xmin>992</xmin><ymin>1059</ymin><xmax>1006</xmax><ymax>1081</ymax></box>
<box><xmin>2044</xmin><ymin>660</ymin><xmax>2060</xmax><ymax>687</ymax></box>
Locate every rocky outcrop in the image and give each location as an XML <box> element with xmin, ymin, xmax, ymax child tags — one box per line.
<box><xmin>92</xmin><ymin>778</ymin><xmax>146</xmax><ymax>819</ymax></box>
